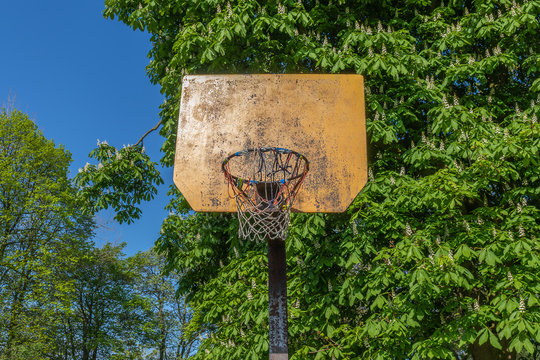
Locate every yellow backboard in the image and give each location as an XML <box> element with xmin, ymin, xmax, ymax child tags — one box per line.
<box><xmin>173</xmin><ymin>74</ymin><xmax>367</xmax><ymax>212</ymax></box>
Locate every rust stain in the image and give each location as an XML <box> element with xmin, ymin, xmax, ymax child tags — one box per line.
<box><xmin>173</xmin><ymin>74</ymin><xmax>367</xmax><ymax>213</ymax></box>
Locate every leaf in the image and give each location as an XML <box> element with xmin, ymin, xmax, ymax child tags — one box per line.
<box><xmin>478</xmin><ymin>328</ymin><xmax>489</xmax><ymax>345</ymax></box>
<box><xmin>489</xmin><ymin>330</ymin><xmax>502</xmax><ymax>350</ymax></box>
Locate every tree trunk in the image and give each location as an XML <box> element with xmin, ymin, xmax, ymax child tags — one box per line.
<box><xmin>159</xmin><ymin>297</ymin><xmax>166</xmax><ymax>360</ymax></box>
<box><xmin>470</xmin><ymin>340</ymin><xmax>516</xmax><ymax>360</ymax></box>
<box><xmin>5</xmin><ymin>273</ymin><xmax>29</xmax><ymax>358</ymax></box>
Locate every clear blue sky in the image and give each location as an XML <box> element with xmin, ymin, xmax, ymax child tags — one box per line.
<box><xmin>0</xmin><ymin>1</ymin><xmax>171</xmax><ymax>255</ymax></box>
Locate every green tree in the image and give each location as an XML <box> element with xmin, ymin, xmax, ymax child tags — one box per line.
<box><xmin>0</xmin><ymin>108</ymin><xmax>95</xmax><ymax>359</ymax></box>
<box><xmin>131</xmin><ymin>248</ymin><xmax>199</xmax><ymax>359</ymax></box>
<box><xmin>54</xmin><ymin>243</ymin><xmax>154</xmax><ymax>360</ymax></box>
<box><xmin>81</xmin><ymin>0</ymin><xmax>540</xmax><ymax>358</ymax></box>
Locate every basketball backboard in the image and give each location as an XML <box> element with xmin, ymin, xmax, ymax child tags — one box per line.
<box><xmin>173</xmin><ymin>74</ymin><xmax>367</xmax><ymax>212</ymax></box>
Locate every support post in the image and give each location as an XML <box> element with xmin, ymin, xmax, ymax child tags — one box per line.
<box><xmin>268</xmin><ymin>238</ymin><xmax>288</xmax><ymax>360</ymax></box>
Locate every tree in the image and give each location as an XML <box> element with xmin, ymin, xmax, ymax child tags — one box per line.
<box><xmin>54</xmin><ymin>243</ymin><xmax>155</xmax><ymax>360</ymax></box>
<box><xmin>0</xmin><ymin>108</ymin><xmax>95</xmax><ymax>359</ymax></box>
<box><xmin>131</xmin><ymin>248</ymin><xmax>199</xmax><ymax>359</ymax></box>
<box><xmin>80</xmin><ymin>0</ymin><xmax>540</xmax><ymax>358</ymax></box>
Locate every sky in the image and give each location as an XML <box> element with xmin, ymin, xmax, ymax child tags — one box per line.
<box><xmin>0</xmin><ymin>1</ymin><xmax>171</xmax><ymax>256</ymax></box>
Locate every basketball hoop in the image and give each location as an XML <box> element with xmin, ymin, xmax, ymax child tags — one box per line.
<box><xmin>222</xmin><ymin>147</ymin><xmax>309</xmax><ymax>242</ymax></box>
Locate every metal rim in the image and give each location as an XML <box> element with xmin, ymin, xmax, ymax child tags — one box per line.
<box><xmin>222</xmin><ymin>147</ymin><xmax>309</xmax><ymax>184</ymax></box>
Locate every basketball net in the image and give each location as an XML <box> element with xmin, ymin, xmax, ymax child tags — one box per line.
<box><xmin>222</xmin><ymin>148</ymin><xmax>309</xmax><ymax>242</ymax></box>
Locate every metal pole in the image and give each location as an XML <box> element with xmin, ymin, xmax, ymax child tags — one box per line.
<box><xmin>268</xmin><ymin>238</ymin><xmax>288</xmax><ymax>360</ymax></box>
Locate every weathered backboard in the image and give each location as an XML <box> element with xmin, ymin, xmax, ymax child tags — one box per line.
<box><xmin>173</xmin><ymin>74</ymin><xmax>367</xmax><ymax>212</ymax></box>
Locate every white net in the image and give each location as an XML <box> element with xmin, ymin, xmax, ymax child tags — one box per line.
<box><xmin>223</xmin><ymin>148</ymin><xmax>309</xmax><ymax>242</ymax></box>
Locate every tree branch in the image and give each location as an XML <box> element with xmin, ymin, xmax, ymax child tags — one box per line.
<box><xmin>134</xmin><ymin>119</ymin><xmax>162</xmax><ymax>147</ymax></box>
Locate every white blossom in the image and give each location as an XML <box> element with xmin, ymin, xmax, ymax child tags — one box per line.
<box><xmin>442</xmin><ymin>95</ymin><xmax>450</xmax><ymax>108</ymax></box>
<box><xmin>507</xmin><ymin>271</ymin><xmax>513</xmax><ymax>281</ymax></box>
<box><xmin>518</xmin><ymin>224</ymin><xmax>525</xmax><ymax>237</ymax></box>
<box><xmin>364</xmin><ymin>338</ymin><xmax>370</xmax><ymax>348</ymax></box>
<box><xmin>519</xmin><ymin>296</ymin><xmax>526</xmax><ymax>313</ymax></box>
<box><xmin>405</xmin><ymin>223</ymin><xmax>413</xmax><ymax>236</ymax></box>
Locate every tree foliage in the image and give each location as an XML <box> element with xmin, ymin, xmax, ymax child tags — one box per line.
<box><xmin>0</xmin><ymin>109</ymin><xmax>195</xmax><ymax>360</ymax></box>
<box><xmin>94</xmin><ymin>0</ymin><xmax>540</xmax><ymax>359</ymax></box>
<box><xmin>0</xmin><ymin>108</ymin><xmax>95</xmax><ymax>358</ymax></box>
<box><xmin>75</xmin><ymin>141</ymin><xmax>163</xmax><ymax>224</ymax></box>
<box><xmin>131</xmin><ymin>248</ymin><xmax>200</xmax><ymax>359</ymax></box>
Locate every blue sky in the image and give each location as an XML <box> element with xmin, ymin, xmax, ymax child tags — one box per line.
<box><xmin>0</xmin><ymin>1</ymin><xmax>171</xmax><ymax>255</ymax></box>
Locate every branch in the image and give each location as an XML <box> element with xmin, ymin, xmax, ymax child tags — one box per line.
<box><xmin>134</xmin><ymin>119</ymin><xmax>162</xmax><ymax>147</ymax></box>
